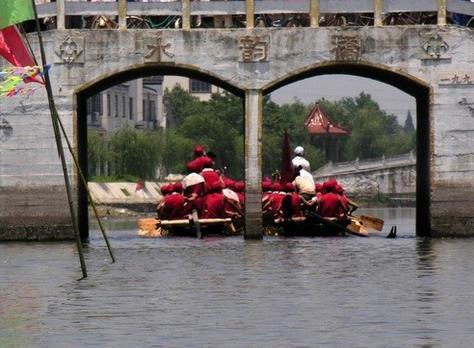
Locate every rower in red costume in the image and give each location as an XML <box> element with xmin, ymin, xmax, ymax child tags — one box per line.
<box><xmin>202</xmin><ymin>181</ymin><xmax>227</xmax><ymax>219</ymax></box>
<box><xmin>186</xmin><ymin>145</ymin><xmax>214</xmax><ymax>173</ymax></box>
<box><xmin>182</xmin><ymin>172</ymin><xmax>206</xmax><ymax>216</ymax></box>
<box><xmin>317</xmin><ymin>180</ymin><xmax>348</xmax><ymax>220</ymax></box>
<box><xmin>201</xmin><ymin>161</ymin><xmax>223</xmax><ymax>193</ymax></box>
<box><xmin>262</xmin><ymin>182</ymin><xmax>286</xmax><ymax>220</ymax></box>
<box><xmin>281</xmin><ymin>182</ymin><xmax>304</xmax><ymax>218</ymax></box>
<box><xmin>157</xmin><ymin>182</ymin><xmax>187</xmax><ymax>220</ymax></box>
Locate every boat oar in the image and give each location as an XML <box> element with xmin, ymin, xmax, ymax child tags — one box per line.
<box><xmin>307</xmin><ymin>211</ymin><xmax>368</xmax><ymax>237</ymax></box>
<box><xmin>358</xmin><ymin>215</ymin><xmax>384</xmax><ymax>231</ymax></box>
<box><xmin>191</xmin><ymin>210</ymin><xmax>202</xmax><ymax>239</ymax></box>
<box><xmin>386</xmin><ymin>226</ymin><xmax>397</xmax><ymax>239</ymax></box>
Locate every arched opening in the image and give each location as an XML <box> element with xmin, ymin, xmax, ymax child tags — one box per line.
<box><xmin>75</xmin><ymin>65</ymin><xmax>245</xmax><ymax>241</ymax></box>
<box><xmin>262</xmin><ymin>62</ymin><xmax>431</xmax><ymax>237</ymax></box>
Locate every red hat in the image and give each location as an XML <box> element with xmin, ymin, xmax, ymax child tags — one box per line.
<box><xmin>210</xmin><ymin>181</ymin><xmax>224</xmax><ymax>192</ymax></box>
<box><xmin>284</xmin><ymin>182</ymin><xmax>295</xmax><ymax>192</ymax></box>
<box><xmin>271</xmin><ymin>182</ymin><xmax>282</xmax><ymax>192</ymax></box>
<box><xmin>335</xmin><ymin>184</ymin><xmax>344</xmax><ymax>194</ymax></box>
<box><xmin>234</xmin><ymin>181</ymin><xmax>245</xmax><ymax>192</ymax></box>
<box><xmin>172</xmin><ymin>182</ymin><xmax>183</xmax><ymax>193</ymax></box>
<box><xmin>262</xmin><ymin>181</ymin><xmax>272</xmax><ymax>191</ymax></box>
<box><xmin>224</xmin><ymin>177</ymin><xmax>236</xmax><ymax>189</ymax></box>
<box><xmin>193</xmin><ymin>145</ymin><xmax>204</xmax><ymax>155</ymax></box>
<box><xmin>315</xmin><ymin>183</ymin><xmax>323</xmax><ymax>192</ymax></box>
<box><xmin>322</xmin><ymin>180</ymin><xmax>337</xmax><ymax>193</ymax></box>
<box><xmin>160</xmin><ymin>184</ymin><xmax>171</xmax><ymax>195</ymax></box>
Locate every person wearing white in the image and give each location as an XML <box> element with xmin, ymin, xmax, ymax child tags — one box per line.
<box><xmin>292</xmin><ymin>146</ymin><xmax>311</xmax><ymax>172</ymax></box>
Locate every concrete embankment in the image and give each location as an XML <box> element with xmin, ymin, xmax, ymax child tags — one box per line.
<box><xmin>88</xmin><ymin>182</ymin><xmax>163</xmax><ymax>217</ymax></box>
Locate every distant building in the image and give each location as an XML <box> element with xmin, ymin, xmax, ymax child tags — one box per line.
<box><xmin>87</xmin><ymin>76</ymin><xmax>220</xmax><ymax>133</ymax></box>
<box><xmin>86</xmin><ymin>78</ymin><xmax>162</xmax><ymax>133</ymax></box>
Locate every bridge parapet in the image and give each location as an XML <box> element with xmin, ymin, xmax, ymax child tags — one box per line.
<box><xmin>34</xmin><ymin>0</ymin><xmax>474</xmax><ymax>30</ymax></box>
<box><xmin>314</xmin><ymin>151</ymin><xmax>416</xmax><ymax>177</ymax></box>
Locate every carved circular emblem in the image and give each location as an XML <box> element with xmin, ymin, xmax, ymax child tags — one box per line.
<box><xmin>0</xmin><ymin>118</ymin><xmax>13</xmax><ymax>142</ymax></box>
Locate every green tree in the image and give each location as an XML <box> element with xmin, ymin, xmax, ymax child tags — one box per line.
<box><xmin>404</xmin><ymin>110</ymin><xmax>415</xmax><ymax>132</ymax></box>
<box><xmin>87</xmin><ymin>130</ymin><xmax>109</xmax><ymax>178</ymax></box>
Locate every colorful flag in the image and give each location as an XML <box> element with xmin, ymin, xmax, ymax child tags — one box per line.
<box><xmin>0</xmin><ymin>0</ymin><xmax>35</xmax><ymax>29</ymax></box>
<box><xmin>0</xmin><ymin>26</ymin><xmax>35</xmax><ymax>67</ymax></box>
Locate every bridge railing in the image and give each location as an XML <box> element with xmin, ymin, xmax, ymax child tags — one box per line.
<box><xmin>35</xmin><ymin>0</ymin><xmax>474</xmax><ymax>30</ymax></box>
<box><xmin>313</xmin><ymin>151</ymin><xmax>416</xmax><ymax>177</ymax></box>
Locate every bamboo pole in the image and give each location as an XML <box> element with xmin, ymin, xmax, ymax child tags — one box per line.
<box><xmin>438</xmin><ymin>0</ymin><xmax>447</xmax><ymax>26</ymax></box>
<box><xmin>31</xmin><ymin>1</ymin><xmax>87</xmax><ymax>279</ymax></box>
<box><xmin>310</xmin><ymin>0</ymin><xmax>320</xmax><ymax>28</ymax></box>
<box><xmin>55</xmin><ymin>113</ymin><xmax>116</xmax><ymax>263</ymax></box>
<box><xmin>374</xmin><ymin>0</ymin><xmax>383</xmax><ymax>27</ymax></box>
<box><xmin>17</xmin><ymin>27</ymin><xmax>115</xmax><ymax>264</ymax></box>
<box><xmin>246</xmin><ymin>0</ymin><xmax>254</xmax><ymax>29</ymax></box>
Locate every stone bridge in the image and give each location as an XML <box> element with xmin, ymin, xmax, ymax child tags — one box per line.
<box><xmin>1</xmin><ymin>0</ymin><xmax>474</xmax><ymax>239</ymax></box>
<box><xmin>313</xmin><ymin>152</ymin><xmax>416</xmax><ymax>204</ymax></box>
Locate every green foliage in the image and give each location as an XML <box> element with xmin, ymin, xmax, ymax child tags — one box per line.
<box><xmin>89</xmin><ymin>86</ymin><xmax>416</xmax><ymax>181</ymax></box>
<box><xmin>108</xmin><ymin>126</ymin><xmax>162</xmax><ymax>180</ymax></box>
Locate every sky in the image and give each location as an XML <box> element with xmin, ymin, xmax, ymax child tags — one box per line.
<box><xmin>269</xmin><ymin>74</ymin><xmax>416</xmax><ymax>126</ymax></box>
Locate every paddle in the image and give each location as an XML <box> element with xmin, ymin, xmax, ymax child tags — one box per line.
<box><xmin>191</xmin><ymin>209</ymin><xmax>202</xmax><ymax>239</ymax></box>
<box><xmin>349</xmin><ymin>215</ymin><xmax>384</xmax><ymax>232</ymax></box>
<box><xmin>307</xmin><ymin>211</ymin><xmax>368</xmax><ymax>237</ymax></box>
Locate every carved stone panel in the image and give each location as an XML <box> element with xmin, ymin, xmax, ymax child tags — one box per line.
<box><xmin>331</xmin><ymin>35</ymin><xmax>361</xmax><ymax>62</ymax></box>
<box><xmin>0</xmin><ymin>118</ymin><xmax>13</xmax><ymax>142</ymax></box>
<box><xmin>238</xmin><ymin>35</ymin><xmax>269</xmax><ymax>62</ymax></box>
<box><xmin>54</xmin><ymin>35</ymin><xmax>84</xmax><ymax>64</ymax></box>
<box><xmin>420</xmin><ymin>33</ymin><xmax>450</xmax><ymax>61</ymax></box>
<box><xmin>144</xmin><ymin>34</ymin><xmax>174</xmax><ymax>63</ymax></box>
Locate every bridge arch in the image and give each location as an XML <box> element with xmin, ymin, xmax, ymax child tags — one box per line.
<box><xmin>74</xmin><ymin>63</ymin><xmax>245</xmax><ymax>239</ymax></box>
<box><xmin>262</xmin><ymin>61</ymin><xmax>431</xmax><ymax>236</ymax></box>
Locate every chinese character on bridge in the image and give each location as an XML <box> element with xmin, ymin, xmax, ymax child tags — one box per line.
<box><xmin>239</xmin><ymin>35</ymin><xmax>269</xmax><ymax>62</ymax></box>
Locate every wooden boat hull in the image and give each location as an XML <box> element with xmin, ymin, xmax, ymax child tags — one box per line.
<box><xmin>138</xmin><ymin>217</ymin><xmax>240</xmax><ymax>238</ymax></box>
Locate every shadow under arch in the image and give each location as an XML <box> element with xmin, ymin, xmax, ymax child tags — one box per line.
<box><xmin>75</xmin><ymin>64</ymin><xmax>245</xmax><ymax>241</ymax></box>
<box><xmin>262</xmin><ymin>61</ymin><xmax>431</xmax><ymax>237</ymax></box>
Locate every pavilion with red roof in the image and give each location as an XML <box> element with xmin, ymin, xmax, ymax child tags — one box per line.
<box><xmin>305</xmin><ymin>103</ymin><xmax>350</xmax><ymax>162</ymax></box>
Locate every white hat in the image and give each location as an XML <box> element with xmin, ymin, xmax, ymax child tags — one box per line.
<box><xmin>294</xmin><ymin>146</ymin><xmax>304</xmax><ymax>155</ymax></box>
<box><xmin>182</xmin><ymin>172</ymin><xmax>205</xmax><ymax>189</ymax></box>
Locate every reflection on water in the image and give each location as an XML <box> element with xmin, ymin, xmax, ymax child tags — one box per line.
<box><xmin>2</xmin><ymin>208</ymin><xmax>474</xmax><ymax>347</ymax></box>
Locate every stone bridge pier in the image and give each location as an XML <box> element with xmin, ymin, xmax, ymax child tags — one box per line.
<box><xmin>1</xmin><ymin>23</ymin><xmax>474</xmax><ymax>238</ymax></box>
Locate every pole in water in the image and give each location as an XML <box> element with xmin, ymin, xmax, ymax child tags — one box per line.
<box><xmin>31</xmin><ymin>0</ymin><xmax>87</xmax><ymax>278</ymax></box>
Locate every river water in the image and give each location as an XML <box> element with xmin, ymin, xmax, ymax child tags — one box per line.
<box><xmin>2</xmin><ymin>208</ymin><xmax>474</xmax><ymax>347</ymax></box>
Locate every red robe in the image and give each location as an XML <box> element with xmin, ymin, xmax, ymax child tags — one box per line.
<box><xmin>158</xmin><ymin>193</ymin><xmax>187</xmax><ymax>220</ymax></box>
<box><xmin>318</xmin><ymin>192</ymin><xmax>347</xmax><ymax>219</ymax></box>
<box><xmin>202</xmin><ymin>193</ymin><xmax>226</xmax><ymax>219</ymax></box>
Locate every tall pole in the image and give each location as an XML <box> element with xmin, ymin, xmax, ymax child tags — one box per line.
<box><xmin>31</xmin><ymin>1</ymin><xmax>88</xmax><ymax>278</ymax></box>
<box><xmin>18</xmin><ymin>27</ymin><xmax>115</xmax><ymax>264</ymax></box>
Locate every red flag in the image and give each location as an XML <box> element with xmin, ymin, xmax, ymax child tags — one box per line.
<box><xmin>280</xmin><ymin>130</ymin><xmax>293</xmax><ymax>184</ymax></box>
<box><xmin>0</xmin><ymin>25</ymin><xmax>35</xmax><ymax>67</ymax></box>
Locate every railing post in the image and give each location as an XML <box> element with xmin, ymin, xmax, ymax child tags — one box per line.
<box><xmin>246</xmin><ymin>0</ymin><xmax>255</xmax><ymax>29</ymax></box>
<box><xmin>244</xmin><ymin>89</ymin><xmax>263</xmax><ymax>239</ymax></box>
<box><xmin>182</xmin><ymin>0</ymin><xmax>191</xmax><ymax>30</ymax></box>
<box><xmin>438</xmin><ymin>0</ymin><xmax>447</xmax><ymax>25</ymax></box>
<box><xmin>310</xmin><ymin>0</ymin><xmax>320</xmax><ymax>28</ymax></box>
<box><xmin>56</xmin><ymin>0</ymin><xmax>65</xmax><ymax>30</ymax></box>
<box><xmin>118</xmin><ymin>0</ymin><xmax>127</xmax><ymax>30</ymax></box>
<box><xmin>374</xmin><ymin>0</ymin><xmax>383</xmax><ymax>27</ymax></box>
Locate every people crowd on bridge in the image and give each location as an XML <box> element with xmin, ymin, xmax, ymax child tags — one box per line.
<box><xmin>157</xmin><ymin>144</ymin><xmax>358</xmax><ymax>227</ymax></box>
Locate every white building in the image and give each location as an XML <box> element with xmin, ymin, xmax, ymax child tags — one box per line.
<box><xmin>86</xmin><ymin>78</ymin><xmax>163</xmax><ymax>133</ymax></box>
